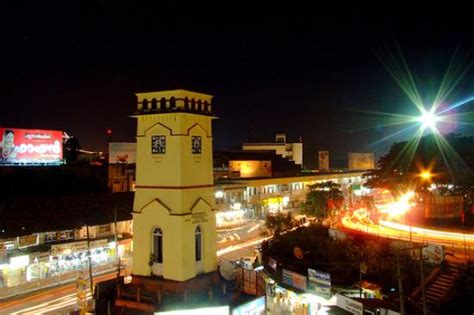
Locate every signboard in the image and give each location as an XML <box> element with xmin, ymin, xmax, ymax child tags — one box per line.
<box><xmin>51</xmin><ymin>239</ymin><xmax>108</xmax><ymax>256</ymax></box>
<box><xmin>348</xmin><ymin>152</ymin><xmax>375</xmax><ymax>170</ymax></box>
<box><xmin>232</xmin><ymin>296</ymin><xmax>265</xmax><ymax>315</ymax></box>
<box><xmin>18</xmin><ymin>234</ymin><xmax>38</xmax><ymax>248</ymax></box>
<box><xmin>10</xmin><ymin>255</ymin><xmax>30</xmax><ymax>268</ymax></box>
<box><xmin>422</xmin><ymin>244</ymin><xmax>444</xmax><ymax>264</ymax></box>
<box><xmin>108</xmin><ymin>142</ymin><xmax>136</xmax><ymax>164</ymax></box>
<box><xmin>282</xmin><ymin>269</ymin><xmax>307</xmax><ymax>291</ymax></box>
<box><xmin>308</xmin><ymin>269</ymin><xmax>331</xmax><ymax>295</ymax></box>
<box><xmin>318</xmin><ymin>151</ymin><xmax>329</xmax><ymax>171</ymax></box>
<box><xmin>76</xmin><ymin>276</ymin><xmax>88</xmax><ymax>310</ymax></box>
<box><xmin>336</xmin><ymin>293</ymin><xmax>363</xmax><ymax>315</ymax></box>
<box><xmin>0</xmin><ymin>128</ymin><xmax>63</xmax><ymax>165</ymax></box>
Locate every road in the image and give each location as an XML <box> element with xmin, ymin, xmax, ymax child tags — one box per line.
<box><xmin>0</xmin><ymin>219</ymin><xmax>268</xmax><ymax>314</ymax></box>
<box><xmin>342</xmin><ymin>209</ymin><xmax>474</xmax><ymax>256</ymax></box>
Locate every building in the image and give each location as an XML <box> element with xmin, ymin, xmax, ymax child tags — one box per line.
<box><xmin>242</xmin><ymin>133</ymin><xmax>303</xmax><ymax>166</ymax></box>
<box><xmin>108</xmin><ymin>142</ymin><xmax>136</xmax><ymax>192</ymax></box>
<box><xmin>214</xmin><ymin>150</ymin><xmax>301</xmax><ymax>179</ymax></box>
<box><xmin>0</xmin><ymin>192</ymin><xmax>133</xmax><ymax>297</ymax></box>
<box><xmin>215</xmin><ymin>171</ymin><xmax>366</xmax><ymax>218</ymax></box>
<box><xmin>130</xmin><ymin>89</ymin><xmax>217</xmax><ymax>281</ymax></box>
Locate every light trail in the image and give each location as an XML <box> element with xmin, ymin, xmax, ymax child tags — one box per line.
<box><xmin>216</xmin><ymin>236</ymin><xmax>269</xmax><ymax>257</ymax></box>
<box><xmin>11</xmin><ymin>291</ymin><xmax>92</xmax><ymax>314</ymax></box>
<box><xmin>342</xmin><ymin>209</ymin><xmax>474</xmax><ymax>249</ymax></box>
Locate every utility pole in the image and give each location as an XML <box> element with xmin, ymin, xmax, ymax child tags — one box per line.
<box><xmin>395</xmin><ymin>244</ymin><xmax>428</xmax><ymax>315</ymax></box>
<box><xmin>86</xmin><ymin>225</ymin><xmax>95</xmax><ymax>311</ymax></box>
<box><xmin>419</xmin><ymin>247</ymin><xmax>427</xmax><ymax>315</ymax></box>
<box><xmin>114</xmin><ymin>206</ymin><xmax>121</xmax><ymax>280</ymax></box>
<box><xmin>396</xmin><ymin>251</ymin><xmax>405</xmax><ymax>315</ymax></box>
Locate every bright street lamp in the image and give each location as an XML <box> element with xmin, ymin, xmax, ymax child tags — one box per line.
<box><xmin>417</xmin><ymin>108</ymin><xmax>440</xmax><ymax>130</ymax></box>
<box><xmin>419</xmin><ymin>171</ymin><xmax>432</xmax><ymax>181</ymax></box>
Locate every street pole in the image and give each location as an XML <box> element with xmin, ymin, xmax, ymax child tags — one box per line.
<box><xmin>114</xmin><ymin>206</ymin><xmax>121</xmax><ymax>280</ymax></box>
<box><xmin>419</xmin><ymin>248</ymin><xmax>427</xmax><ymax>315</ymax></box>
<box><xmin>396</xmin><ymin>251</ymin><xmax>405</xmax><ymax>315</ymax></box>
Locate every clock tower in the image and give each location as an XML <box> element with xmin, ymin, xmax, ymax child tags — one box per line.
<box><xmin>131</xmin><ymin>89</ymin><xmax>217</xmax><ymax>282</ymax></box>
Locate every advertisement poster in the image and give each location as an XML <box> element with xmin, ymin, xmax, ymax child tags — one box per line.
<box><xmin>318</xmin><ymin>151</ymin><xmax>329</xmax><ymax>171</ymax></box>
<box><xmin>282</xmin><ymin>269</ymin><xmax>307</xmax><ymax>291</ymax></box>
<box><xmin>422</xmin><ymin>244</ymin><xmax>444</xmax><ymax>264</ymax></box>
<box><xmin>348</xmin><ymin>152</ymin><xmax>375</xmax><ymax>170</ymax></box>
<box><xmin>308</xmin><ymin>268</ymin><xmax>331</xmax><ymax>295</ymax></box>
<box><xmin>108</xmin><ymin>142</ymin><xmax>136</xmax><ymax>164</ymax></box>
<box><xmin>229</xmin><ymin>160</ymin><xmax>272</xmax><ymax>178</ymax></box>
<box><xmin>0</xmin><ymin>128</ymin><xmax>63</xmax><ymax>165</ymax></box>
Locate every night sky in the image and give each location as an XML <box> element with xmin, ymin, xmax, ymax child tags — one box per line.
<box><xmin>2</xmin><ymin>3</ymin><xmax>474</xmax><ymax>168</ymax></box>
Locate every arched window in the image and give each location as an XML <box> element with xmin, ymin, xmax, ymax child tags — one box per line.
<box><xmin>197</xmin><ymin>100</ymin><xmax>202</xmax><ymax>111</ymax></box>
<box><xmin>153</xmin><ymin>227</ymin><xmax>163</xmax><ymax>263</ymax></box>
<box><xmin>170</xmin><ymin>97</ymin><xmax>176</xmax><ymax>109</ymax></box>
<box><xmin>184</xmin><ymin>97</ymin><xmax>189</xmax><ymax>110</ymax></box>
<box><xmin>191</xmin><ymin>99</ymin><xmax>196</xmax><ymax>111</ymax></box>
<box><xmin>204</xmin><ymin>101</ymin><xmax>209</xmax><ymax>112</ymax></box>
<box><xmin>195</xmin><ymin>226</ymin><xmax>202</xmax><ymax>262</ymax></box>
<box><xmin>160</xmin><ymin>97</ymin><xmax>167</xmax><ymax>110</ymax></box>
<box><xmin>142</xmin><ymin>99</ymin><xmax>149</xmax><ymax>111</ymax></box>
<box><xmin>151</xmin><ymin>98</ymin><xmax>157</xmax><ymax>110</ymax></box>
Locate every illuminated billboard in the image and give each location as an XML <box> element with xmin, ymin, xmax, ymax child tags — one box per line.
<box><xmin>229</xmin><ymin>160</ymin><xmax>271</xmax><ymax>178</ymax></box>
<box><xmin>0</xmin><ymin>128</ymin><xmax>63</xmax><ymax>165</ymax></box>
<box><xmin>348</xmin><ymin>153</ymin><xmax>375</xmax><ymax>170</ymax></box>
<box><xmin>318</xmin><ymin>151</ymin><xmax>329</xmax><ymax>171</ymax></box>
<box><xmin>109</xmin><ymin>142</ymin><xmax>136</xmax><ymax>164</ymax></box>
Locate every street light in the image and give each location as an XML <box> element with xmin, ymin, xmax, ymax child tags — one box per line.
<box><xmin>419</xmin><ymin>171</ymin><xmax>432</xmax><ymax>181</ymax></box>
<box><xmin>417</xmin><ymin>108</ymin><xmax>440</xmax><ymax>131</ymax></box>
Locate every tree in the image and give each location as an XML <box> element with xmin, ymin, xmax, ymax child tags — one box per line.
<box><xmin>63</xmin><ymin>136</ymin><xmax>81</xmax><ymax>164</ymax></box>
<box><xmin>301</xmin><ymin>181</ymin><xmax>343</xmax><ymax>219</ymax></box>
<box><xmin>364</xmin><ymin>133</ymin><xmax>474</xmax><ymax>194</ymax></box>
<box><xmin>265</xmin><ymin>212</ymin><xmax>294</xmax><ymax>236</ymax></box>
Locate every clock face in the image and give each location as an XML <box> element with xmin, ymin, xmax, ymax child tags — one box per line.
<box><xmin>192</xmin><ymin>136</ymin><xmax>202</xmax><ymax>154</ymax></box>
<box><xmin>151</xmin><ymin>135</ymin><xmax>166</xmax><ymax>154</ymax></box>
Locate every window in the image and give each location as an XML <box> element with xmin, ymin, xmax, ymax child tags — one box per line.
<box><xmin>44</xmin><ymin>232</ymin><xmax>57</xmax><ymax>243</ymax></box>
<box><xmin>142</xmin><ymin>99</ymin><xmax>149</xmax><ymax>110</ymax></box>
<box><xmin>98</xmin><ymin>224</ymin><xmax>112</xmax><ymax>234</ymax></box>
<box><xmin>151</xmin><ymin>98</ymin><xmax>157</xmax><ymax>110</ymax></box>
<box><xmin>58</xmin><ymin>230</ymin><xmax>74</xmax><ymax>240</ymax></box>
<box><xmin>152</xmin><ymin>135</ymin><xmax>166</xmax><ymax>154</ymax></box>
<box><xmin>195</xmin><ymin>226</ymin><xmax>202</xmax><ymax>262</ymax></box>
<box><xmin>153</xmin><ymin>228</ymin><xmax>163</xmax><ymax>263</ymax></box>
<box><xmin>192</xmin><ymin>136</ymin><xmax>202</xmax><ymax>154</ymax></box>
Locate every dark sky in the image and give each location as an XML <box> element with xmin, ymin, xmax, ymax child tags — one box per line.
<box><xmin>2</xmin><ymin>3</ymin><xmax>474</xmax><ymax>168</ymax></box>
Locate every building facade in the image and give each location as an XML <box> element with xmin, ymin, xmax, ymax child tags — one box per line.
<box><xmin>242</xmin><ymin>134</ymin><xmax>303</xmax><ymax>165</ymax></box>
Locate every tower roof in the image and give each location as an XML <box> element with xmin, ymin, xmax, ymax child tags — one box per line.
<box><xmin>135</xmin><ymin>89</ymin><xmax>213</xmax><ymax>102</ymax></box>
